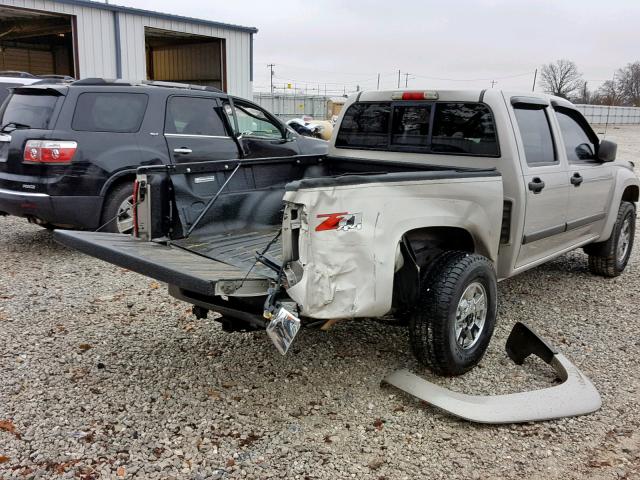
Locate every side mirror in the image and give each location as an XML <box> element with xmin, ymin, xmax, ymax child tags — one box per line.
<box><xmin>597</xmin><ymin>139</ymin><xmax>617</xmax><ymax>163</ymax></box>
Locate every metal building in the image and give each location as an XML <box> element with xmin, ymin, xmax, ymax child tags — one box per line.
<box><xmin>0</xmin><ymin>0</ymin><xmax>257</xmax><ymax>97</ymax></box>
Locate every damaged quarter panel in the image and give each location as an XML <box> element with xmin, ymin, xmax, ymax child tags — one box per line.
<box><xmin>282</xmin><ymin>173</ymin><xmax>503</xmax><ymax>319</ymax></box>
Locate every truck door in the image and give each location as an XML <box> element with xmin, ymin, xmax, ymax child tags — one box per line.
<box><xmin>223</xmin><ymin>99</ymin><xmax>301</xmax><ymax>158</ymax></box>
<box><xmin>511</xmin><ymin>100</ymin><xmax>570</xmax><ymax>268</ymax></box>
<box><xmin>553</xmin><ymin>107</ymin><xmax>615</xmax><ymax>244</ymax></box>
<box><xmin>164</xmin><ymin>95</ymin><xmax>239</xmax><ymax>164</ymax></box>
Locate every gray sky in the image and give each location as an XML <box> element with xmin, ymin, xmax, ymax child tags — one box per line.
<box><xmin>119</xmin><ymin>0</ymin><xmax>639</xmax><ymax>94</ymax></box>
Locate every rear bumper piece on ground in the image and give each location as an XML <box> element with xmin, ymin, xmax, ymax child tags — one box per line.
<box><xmin>382</xmin><ymin>322</ymin><xmax>602</xmax><ymax>424</ymax></box>
<box><xmin>0</xmin><ymin>187</ymin><xmax>102</xmax><ymax>228</ymax></box>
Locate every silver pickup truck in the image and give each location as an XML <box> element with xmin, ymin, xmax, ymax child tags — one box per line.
<box><xmin>56</xmin><ymin>89</ymin><xmax>639</xmax><ymax>376</ymax></box>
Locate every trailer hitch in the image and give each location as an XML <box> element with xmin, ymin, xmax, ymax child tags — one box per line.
<box><xmin>382</xmin><ymin>322</ymin><xmax>602</xmax><ymax>424</ymax></box>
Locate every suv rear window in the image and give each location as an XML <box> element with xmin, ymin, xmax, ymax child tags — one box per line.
<box><xmin>336</xmin><ymin>101</ymin><xmax>499</xmax><ymax>156</ymax></box>
<box><xmin>1</xmin><ymin>92</ymin><xmax>58</xmax><ymax>129</ymax></box>
<box><xmin>72</xmin><ymin>92</ymin><xmax>148</xmax><ymax>133</ymax></box>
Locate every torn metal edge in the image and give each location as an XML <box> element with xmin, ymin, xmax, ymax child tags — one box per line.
<box><xmin>382</xmin><ymin>322</ymin><xmax>602</xmax><ymax>424</ymax></box>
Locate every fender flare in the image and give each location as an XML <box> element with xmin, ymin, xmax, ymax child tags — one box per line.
<box><xmin>598</xmin><ymin>173</ymin><xmax>640</xmax><ymax>243</ymax></box>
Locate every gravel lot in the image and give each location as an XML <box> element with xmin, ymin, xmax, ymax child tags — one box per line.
<box><xmin>1</xmin><ymin>126</ymin><xmax>639</xmax><ymax>480</ymax></box>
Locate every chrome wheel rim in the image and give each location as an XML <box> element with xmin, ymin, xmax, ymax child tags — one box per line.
<box><xmin>116</xmin><ymin>196</ymin><xmax>134</xmax><ymax>234</ymax></box>
<box><xmin>617</xmin><ymin>216</ymin><xmax>631</xmax><ymax>261</ymax></box>
<box><xmin>454</xmin><ymin>282</ymin><xmax>487</xmax><ymax>350</ymax></box>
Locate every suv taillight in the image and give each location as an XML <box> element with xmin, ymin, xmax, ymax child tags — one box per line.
<box><xmin>23</xmin><ymin>140</ymin><xmax>77</xmax><ymax>163</ymax></box>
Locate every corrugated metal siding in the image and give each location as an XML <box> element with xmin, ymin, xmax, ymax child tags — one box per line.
<box><xmin>575</xmin><ymin>104</ymin><xmax>640</xmax><ymax>125</ymax></box>
<box><xmin>253</xmin><ymin>93</ymin><xmax>333</xmax><ymax>120</ymax></box>
<box><xmin>118</xmin><ymin>12</ymin><xmax>252</xmax><ymax>98</ymax></box>
<box><xmin>0</xmin><ymin>0</ymin><xmax>253</xmax><ymax>98</ymax></box>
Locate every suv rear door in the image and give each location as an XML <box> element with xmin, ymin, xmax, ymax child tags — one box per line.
<box><xmin>164</xmin><ymin>95</ymin><xmax>239</xmax><ymax>164</ymax></box>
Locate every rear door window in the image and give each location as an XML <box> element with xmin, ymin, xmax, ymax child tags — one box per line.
<box><xmin>513</xmin><ymin>107</ymin><xmax>556</xmax><ymax>165</ymax></box>
<box><xmin>1</xmin><ymin>92</ymin><xmax>58</xmax><ymax>129</ymax></box>
<box><xmin>335</xmin><ymin>101</ymin><xmax>498</xmax><ymax>155</ymax></box>
<box><xmin>165</xmin><ymin>96</ymin><xmax>227</xmax><ymax>136</ymax></box>
<box><xmin>335</xmin><ymin>102</ymin><xmax>391</xmax><ymax>149</ymax></box>
<box><xmin>72</xmin><ymin>92</ymin><xmax>148</xmax><ymax>133</ymax></box>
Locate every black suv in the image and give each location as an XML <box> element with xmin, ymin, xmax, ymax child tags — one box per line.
<box><xmin>0</xmin><ymin>79</ymin><xmax>327</xmax><ymax>233</ymax></box>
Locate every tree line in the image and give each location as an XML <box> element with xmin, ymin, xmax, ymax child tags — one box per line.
<box><xmin>538</xmin><ymin>59</ymin><xmax>640</xmax><ymax>106</ymax></box>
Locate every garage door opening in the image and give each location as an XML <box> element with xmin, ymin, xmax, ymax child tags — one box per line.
<box><xmin>145</xmin><ymin>27</ymin><xmax>226</xmax><ymax>91</ymax></box>
<box><xmin>0</xmin><ymin>5</ymin><xmax>75</xmax><ymax>78</ymax></box>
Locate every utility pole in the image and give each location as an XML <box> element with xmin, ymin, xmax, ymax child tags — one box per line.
<box><xmin>397</xmin><ymin>70</ymin><xmax>401</xmax><ymax>88</ymax></box>
<box><xmin>377</xmin><ymin>73</ymin><xmax>380</xmax><ymax>90</ymax></box>
<box><xmin>267</xmin><ymin>64</ymin><xmax>275</xmax><ymax>95</ymax></box>
<box><xmin>531</xmin><ymin>68</ymin><xmax>537</xmax><ymax>92</ymax></box>
<box><xmin>490</xmin><ymin>80</ymin><xmax>497</xmax><ymax>88</ymax></box>
<box><xmin>404</xmin><ymin>73</ymin><xmax>410</xmax><ymax>88</ymax></box>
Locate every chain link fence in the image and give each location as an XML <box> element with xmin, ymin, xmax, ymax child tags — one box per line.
<box><xmin>575</xmin><ymin>104</ymin><xmax>640</xmax><ymax>125</ymax></box>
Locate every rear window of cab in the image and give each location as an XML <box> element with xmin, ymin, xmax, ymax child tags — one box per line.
<box><xmin>336</xmin><ymin>101</ymin><xmax>499</xmax><ymax>157</ymax></box>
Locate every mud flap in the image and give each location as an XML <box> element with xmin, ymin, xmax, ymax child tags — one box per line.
<box><xmin>382</xmin><ymin>322</ymin><xmax>602</xmax><ymax>424</ymax></box>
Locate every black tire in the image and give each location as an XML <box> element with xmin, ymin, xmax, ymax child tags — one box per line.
<box><xmin>101</xmin><ymin>182</ymin><xmax>135</xmax><ymax>234</ymax></box>
<box><xmin>409</xmin><ymin>251</ymin><xmax>497</xmax><ymax>376</ymax></box>
<box><xmin>584</xmin><ymin>202</ymin><xmax>635</xmax><ymax>277</ymax></box>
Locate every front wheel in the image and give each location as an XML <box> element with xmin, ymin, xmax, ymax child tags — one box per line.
<box><xmin>585</xmin><ymin>201</ymin><xmax>635</xmax><ymax>277</ymax></box>
<box><xmin>409</xmin><ymin>251</ymin><xmax>497</xmax><ymax>376</ymax></box>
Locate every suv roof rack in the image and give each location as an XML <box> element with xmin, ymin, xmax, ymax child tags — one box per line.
<box><xmin>141</xmin><ymin>80</ymin><xmax>223</xmax><ymax>93</ymax></box>
<box><xmin>72</xmin><ymin>78</ymin><xmax>133</xmax><ymax>86</ymax></box>
<box><xmin>39</xmin><ymin>74</ymin><xmax>75</xmax><ymax>81</ymax></box>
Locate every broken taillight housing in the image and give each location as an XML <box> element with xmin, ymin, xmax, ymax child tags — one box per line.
<box><xmin>23</xmin><ymin>140</ymin><xmax>77</xmax><ymax>163</ymax></box>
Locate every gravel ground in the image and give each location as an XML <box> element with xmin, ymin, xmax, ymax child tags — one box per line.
<box><xmin>1</xmin><ymin>126</ymin><xmax>639</xmax><ymax>480</ymax></box>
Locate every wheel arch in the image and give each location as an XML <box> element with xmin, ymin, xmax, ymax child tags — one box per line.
<box><xmin>622</xmin><ymin>184</ymin><xmax>639</xmax><ymax>203</ymax></box>
<box><xmin>99</xmin><ymin>169</ymin><xmax>138</xmax><ymax>199</ymax></box>
<box><xmin>401</xmin><ymin>225</ymin><xmax>492</xmax><ymax>267</ymax></box>
<box><xmin>392</xmin><ymin>226</ymin><xmax>490</xmax><ymax>314</ymax></box>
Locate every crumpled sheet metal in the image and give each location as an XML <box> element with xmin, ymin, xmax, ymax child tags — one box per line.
<box><xmin>282</xmin><ymin>176</ymin><xmax>503</xmax><ymax>319</ymax></box>
<box><xmin>382</xmin><ymin>323</ymin><xmax>602</xmax><ymax>424</ymax></box>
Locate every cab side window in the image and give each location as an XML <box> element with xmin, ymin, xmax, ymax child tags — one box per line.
<box><xmin>513</xmin><ymin>106</ymin><xmax>556</xmax><ymax>166</ymax></box>
<box><xmin>555</xmin><ymin>110</ymin><xmax>596</xmax><ymax>162</ymax></box>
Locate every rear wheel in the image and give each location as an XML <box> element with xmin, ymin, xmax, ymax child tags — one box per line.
<box><xmin>409</xmin><ymin>251</ymin><xmax>497</xmax><ymax>376</ymax></box>
<box><xmin>585</xmin><ymin>201</ymin><xmax>635</xmax><ymax>277</ymax></box>
<box><xmin>101</xmin><ymin>183</ymin><xmax>135</xmax><ymax>234</ymax></box>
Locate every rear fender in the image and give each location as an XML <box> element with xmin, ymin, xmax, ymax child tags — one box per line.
<box><xmin>282</xmin><ymin>176</ymin><xmax>503</xmax><ymax>319</ymax></box>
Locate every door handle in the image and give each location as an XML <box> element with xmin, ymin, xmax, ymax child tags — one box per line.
<box><xmin>173</xmin><ymin>147</ymin><xmax>192</xmax><ymax>154</ymax></box>
<box><xmin>570</xmin><ymin>172</ymin><xmax>584</xmax><ymax>186</ymax></box>
<box><xmin>528</xmin><ymin>177</ymin><xmax>545</xmax><ymax>194</ymax></box>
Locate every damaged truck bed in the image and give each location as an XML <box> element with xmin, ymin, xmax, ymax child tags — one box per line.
<box><xmin>56</xmin><ymin>153</ymin><xmax>501</xmax><ymax>327</ymax></box>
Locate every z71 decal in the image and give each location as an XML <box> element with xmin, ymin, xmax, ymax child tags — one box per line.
<box><xmin>316</xmin><ymin>212</ymin><xmax>363</xmax><ymax>232</ymax></box>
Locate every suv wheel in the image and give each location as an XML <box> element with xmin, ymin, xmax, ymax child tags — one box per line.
<box><xmin>409</xmin><ymin>251</ymin><xmax>497</xmax><ymax>376</ymax></box>
<box><xmin>585</xmin><ymin>201</ymin><xmax>635</xmax><ymax>277</ymax></box>
<box><xmin>101</xmin><ymin>183</ymin><xmax>135</xmax><ymax>234</ymax></box>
